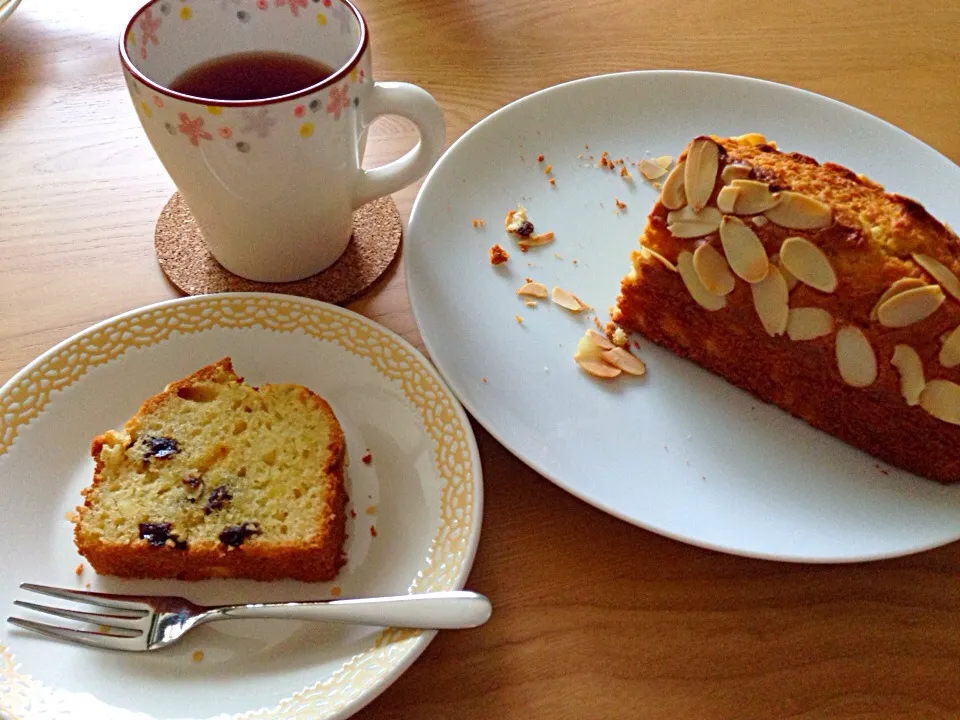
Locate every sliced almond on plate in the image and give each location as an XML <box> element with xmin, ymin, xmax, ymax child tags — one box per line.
<box><xmin>870</xmin><ymin>278</ymin><xmax>926</xmax><ymax>320</ymax></box>
<box><xmin>654</xmin><ymin>155</ymin><xmax>674</xmax><ymax>169</ymax></box>
<box><xmin>639</xmin><ymin>158</ymin><xmax>669</xmax><ymax>180</ymax></box>
<box><xmin>585</xmin><ymin>329</ymin><xmax>615</xmax><ymax>350</ymax></box>
<box><xmin>786</xmin><ymin>307</ymin><xmax>834</xmax><ymax>341</ymax></box>
<box><xmin>516</xmin><ymin>281</ymin><xmax>548</xmax><ymax>298</ymax></box>
<box><xmin>730</xmin><ymin>179</ymin><xmax>779</xmax><ymax>214</ymax></box>
<box><xmin>677</xmin><ymin>251</ymin><xmax>726</xmax><ymax>311</ymax></box>
<box><xmin>574</xmin><ymin>335</ymin><xmax>620</xmax><ymax>378</ymax></box>
<box><xmin>715</xmin><ymin>185</ymin><xmax>739</xmax><ymax>214</ymax></box>
<box><xmin>835</xmin><ymin>326</ymin><xmax>877</xmax><ymax>388</ymax></box>
<box><xmin>721</xmin><ymin>164</ymin><xmax>752</xmax><ymax>184</ymax></box>
<box><xmin>750</xmin><ymin>265</ymin><xmax>789</xmax><ymax>336</ymax></box>
<box><xmin>764</xmin><ymin>191</ymin><xmax>833</xmax><ymax>229</ymax></box>
<box><xmin>551</xmin><ymin>286</ymin><xmax>589</xmax><ymax>312</ymax></box>
<box><xmin>940</xmin><ymin>325</ymin><xmax>960</xmax><ymax>368</ymax></box>
<box><xmin>576</xmin><ymin>358</ymin><xmax>622</xmax><ymax>378</ymax></box>
<box><xmin>876</xmin><ymin>284</ymin><xmax>945</xmax><ymax>328</ymax></box>
<box><xmin>660</xmin><ymin>160</ymin><xmax>687</xmax><ymax>210</ymax></box>
<box><xmin>912</xmin><ymin>252</ymin><xmax>960</xmax><ymax>302</ymax></box>
<box><xmin>693</xmin><ymin>242</ymin><xmax>735</xmax><ymax>296</ymax></box>
<box><xmin>667</xmin><ymin>206</ymin><xmax>722</xmax><ymax>239</ymax></box>
<box><xmin>719</xmin><ymin>216</ymin><xmax>769</xmax><ymax>283</ymax></box>
<box><xmin>683</xmin><ymin>137</ymin><xmax>720</xmax><ymax>212</ymax></box>
<box><xmin>779</xmin><ymin>237</ymin><xmax>838</xmax><ymax>293</ymax></box>
<box><xmin>601</xmin><ymin>347</ymin><xmax>647</xmax><ymax>376</ymax></box>
<box><xmin>640</xmin><ymin>244</ymin><xmax>678</xmax><ymax>272</ymax></box>
<box><xmin>517</xmin><ymin>231</ymin><xmax>555</xmax><ymax>249</ymax></box>
<box><xmin>919</xmin><ymin>380</ymin><xmax>960</xmax><ymax>425</ymax></box>
<box><xmin>891</xmin><ymin>344</ymin><xmax>926</xmax><ymax>406</ymax></box>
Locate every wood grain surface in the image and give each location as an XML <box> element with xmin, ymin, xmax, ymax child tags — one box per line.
<box><xmin>2</xmin><ymin>1</ymin><xmax>960</xmax><ymax>718</ymax></box>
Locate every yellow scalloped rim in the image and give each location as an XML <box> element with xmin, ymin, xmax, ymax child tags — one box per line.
<box><xmin>0</xmin><ymin>294</ymin><xmax>479</xmax><ymax>720</ymax></box>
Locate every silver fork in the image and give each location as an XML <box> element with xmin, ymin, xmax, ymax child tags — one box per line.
<box><xmin>7</xmin><ymin>583</ymin><xmax>492</xmax><ymax>651</ymax></box>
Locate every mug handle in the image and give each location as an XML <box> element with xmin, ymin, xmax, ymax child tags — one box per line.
<box><xmin>352</xmin><ymin>81</ymin><xmax>446</xmax><ymax>209</ymax></box>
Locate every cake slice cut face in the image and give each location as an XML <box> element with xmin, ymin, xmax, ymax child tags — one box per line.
<box><xmin>74</xmin><ymin>358</ymin><xmax>348</xmax><ymax>580</ymax></box>
<box><xmin>613</xmin><ymin>134</ymin><xmax>960</xmax><ymax>483</ymax></box>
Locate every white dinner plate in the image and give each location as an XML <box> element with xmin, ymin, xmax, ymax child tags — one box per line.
<box><xmin>405</xmin><ymin>70</ymin><xmax>960</xmax><ymax>563</ymax></box>
<box><xmin>0</xmin><ymin>293</ymin><xmax>482</xmax><ymax>720</ymax></box>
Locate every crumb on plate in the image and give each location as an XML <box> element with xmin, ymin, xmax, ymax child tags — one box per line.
<box><xmin>192</xmin><ymin>650</ymin><xmax>204</xmax><ymax>663</ymax></box>
<box><xmin>489</xmin><ymin>243</ymin><xmax>510</xmax><ymax>265</ymax></box>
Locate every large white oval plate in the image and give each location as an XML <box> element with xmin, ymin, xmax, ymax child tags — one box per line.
<box><xmin>405</xmin><ymin>70</ymin><xmax>960</xmax><ymax>563</ymax></box>
<box><xmin>0</xmin><ymin>293</ymin><xmax>482</xmax><ymax>720</ymax></box>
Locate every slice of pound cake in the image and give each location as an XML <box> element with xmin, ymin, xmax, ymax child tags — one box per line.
<box><xmin>613</xmin><ymin>134</ymin><xmax>960</xmax><ymax>483</ymax></box>
<box><xmin>74</xmin><ymin>358</ymin><xmax>348</xmax><ymax>581</ymax></box>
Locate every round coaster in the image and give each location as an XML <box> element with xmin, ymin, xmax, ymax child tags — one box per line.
<box><xmin>155</xmin><ymin>192</ymin><xmax>402</xmax><ymax>305</ymax></box>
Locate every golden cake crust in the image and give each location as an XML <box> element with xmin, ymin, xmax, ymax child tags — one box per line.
<box><xmin>613</xmin><ymin>136</ymin><xmax>960</xmax><ymax>483</ymax></box>
<box><xmin>76</xmin><ymin>358</ymin><xmax>348</xmax><ymax>581</ymax></box>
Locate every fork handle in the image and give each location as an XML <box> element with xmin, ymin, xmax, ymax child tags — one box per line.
<box><xmin>207</xmin><ymin>591</ymin><xmax>492</xmax><ymax>630</ymax></box>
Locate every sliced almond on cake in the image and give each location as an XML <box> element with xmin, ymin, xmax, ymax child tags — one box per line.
<box><xmin>730</xmin><ymin>180</ymin><xmax>779</xmax><ymax>215</ymax></box>
<box><xmin>640</xmin><ymin>245</ymin><xmax>678</xmax><ymax>272</ymax></box>
<box><xmin>835</xmin><ymin>327</ymin><xmax>877</xmax><ymax>388</ymax></box>
<box><xmin>721</xmin><ymin>164</ymin><xmax>752</xmax><ymax>184</ymax></box>
<box><xmin>786</xmin><ymin>307</ymin><xmax>834</xmax><ymax>341</ymax></box>
<box><xmin>750</xmin><ymin>265</ymin><xmax>789</xmax><ymax>336</ymax></box>
<box><xmin>667</xmin><ymin>206</ymin><xmax>722</xmax><ymax>239</ymax></box>
<box><xmin>660</xmin><ymin>161</ymin><xmax>687</xmax><ymax>210</ymax></box>
<box><xmin>719</xmin><ymin>216</ymin><xmax>768</xmax><ymax>283</ymax></box>
<box><xmin>876</xmin><ymin>285</ymin><xmax>945</xmax><ymax>328</ymax></box>
<box><xmin>870</xmin><ymin>278</ymin><xmax>926</xmax><ymax>320</ymax></box>
<box><xmin>919</xmin><ymin>380</ymin><xmax>960</xmax><ymax>425</ymax></box>
<box><xmin>715</xmin><ymin>186</ymin><xmax>740</xmax><ymax>214</ymax></box>
<box><xmin>913</xmin><ymin>253</ymin><xmax>960</xmax><ymax>302</ymax></box>
<box><xmin>779</xmin><ymin>237</ymin><xmax>838</xmax><ymax>293</ymax></box>
<box><xmin>693</xmin><ymin>243</ymin><xmax>736</xmax><ymax>296</ymax></box>
<box><xmin>677</xmin><ymin>251</ymin><xmax>726</xmax><ymax>311</ymax></box>
<box><xmin>891</xmin><ymin>344</ymin><xmax>926</xmax><ymax>406</ymax></box>
<box><xmin>764</xmin><ymin>192</ymin><xmax>832</xmax><ymax>229</ymax></box>
<box><xmin>683</xmin><ymin>138</ymin><xmax>720</xmax><ymax>212</ymax></box>
<box><xmin>940</xmin><ymin>325</ymin><xmax>960</xmax><ymax>368</ymax></box>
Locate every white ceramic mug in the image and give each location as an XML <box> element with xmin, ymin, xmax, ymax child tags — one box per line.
<box><xmin>120</xmin><ymin>0</ymin><xmax>445</xmax><ymax>282</ymax></box>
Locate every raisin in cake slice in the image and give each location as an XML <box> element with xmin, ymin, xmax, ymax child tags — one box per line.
<box><xmin>613</xmin><ymin>134</ymin><xmax>960</xmax><ymax>483</ymax></box>
<box><xmin>74</xmin><ymin>358</ymin><xmax>348</xmax><ymax>581</ymax></box>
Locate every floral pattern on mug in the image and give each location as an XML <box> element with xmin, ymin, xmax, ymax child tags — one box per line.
<box><xmin>326</xmin><ymin>85</ymin><xmax>350</xmax><ymax>120</ymax></box>
<box><xmin>138</xmin><ymin>9</ymin><xmax>162</xmax><ymax>59</ymax></box>
<box><xmin>275</xmin><ymin>0</ymin><xmax>308</xmax><ymax>17</ymax></box>
<box><xmin>241</xmin><ymin>108</ymin><xmax>277</xmax><ymax>138</ymax></box>
<box><xmin>178</xmin><ymin>113</ymin><xmax>213</xmax><ymax>146</ymax></box>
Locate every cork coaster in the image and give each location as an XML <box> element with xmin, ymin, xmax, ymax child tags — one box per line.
<box><xmin>155</xmin><ymin>192</ymin><xmax>402</xmax><ymax>305</ymax></box>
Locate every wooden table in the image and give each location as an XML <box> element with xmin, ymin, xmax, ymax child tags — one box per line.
<box><xmin>3</xmin><ymin>1</ymin><xmax>960</xmax><ymax>717</ymax></box>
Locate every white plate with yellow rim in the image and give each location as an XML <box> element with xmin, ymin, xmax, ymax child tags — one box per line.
<box><xmin>0</xmin><ymin>293</ymin><xmax>483</xmax><ymax>720</ymax></box>
<box><xmin>405</xmin><ymin>70</ymin><xmax>960</xmax><ymax>563</ymax></box>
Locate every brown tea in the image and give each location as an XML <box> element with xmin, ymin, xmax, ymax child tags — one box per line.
<box><xmin>169</xmin><ymin>52</ymin><xmax>335</xmax><ymax>101</ymax></box>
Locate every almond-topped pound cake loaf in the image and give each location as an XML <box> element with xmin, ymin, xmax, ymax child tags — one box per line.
<box><xmin>613</xmin><ymin>134</ymin><xmax>960</xmax><ymax>483</ymax></box>
<box><xmin>74</xmin><ymin>358</ymin><xmax>348</xmax><ymax>580</ymax></box>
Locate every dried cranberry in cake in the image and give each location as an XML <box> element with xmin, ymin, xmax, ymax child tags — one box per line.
<box><xmin>203</xmin><ymin>485</ymin><xmax>232</xmax><ymax>515</ymax></box>
<box><xmin>141</xmin><ymin>435</ymin><xmax>180</xmax><ymax>459</ymax></box>
<box><xmin>219</xmin><ymin>522</ymin><xmax>262</xmax><ymax>548</ymax></box>
<box><xmin>138</xmin><ymin>522</ymin><xmax>186</xmax><ymax>549</ymax></box>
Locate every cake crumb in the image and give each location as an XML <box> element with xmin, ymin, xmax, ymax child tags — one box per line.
<box><xmin>549</xmin><ymin>178</ymin><xmax>556</xmax><ymax>187</ymax></box>
<box><xmin>553</xmin><ymin>252</ymin><xmax>562</xmax><ymax>260</ymax></box>
<box><xmin>85</xmin><ymin>583</ymin><xmax>91</xmax><ymax>589</ymax></box>
<box><xmin>537</xmin><ymin>153</ymin><xmax>545</xmax><ymax>162</ymax></box>
<box><xmin>525</xmin><ymin>300</ymin><xmax>537</xmax><ymax>308</ymax></box>
<box><xmin>64</xmin><ymin>510</ymin><xmax>79</xmax><ymax>523</ymax></box>
<box><xmin>361</xmin><ymin>452</ymin><xmax>372</xmax><ymax>465</ymax></box>
<box><xmin>482</xmin><ymin>377</ymin><xmax>487</xmax><ymax>384</ymax></box>
<box><xmin>369</xmin><ymin>525</ymin><xmax>378</xmax><ymax>537</ymax></box>
<box><xmin>350</xmin><ymin>508</ymin><xmax>357</xmax><ymax>518</ymax></box>
<box><xmin>544</xmin><ymin>164</ymin><xmax>552</xmax><ymax>174</ymax></box>
<box><xmin>489</xmin><ymin>244</ymin><xmax>510</xmax><ymax>265</ymax></box>
<box><xmin>365</xmin><ymin>505</ymin><xmax>377</xmax><ymax>515</ymax></box>
<box><xmin>572</xmin><ymin>259</ymin><xmax>578</xmax><ymax>265</ymax></box>
<box><xmin>620</xmin><ymin>166</ymin><xmax>631</xmax><ymax>179</ymax></box>
<box><xmin>515</xmin><ymin>315</ymin><xmax>524</xmax><ymax>324</ymax></box>
<box><xmin>74</xmin><ymin>563</ymin><xmax>84</xmax><ymax>576</ymax></box>
<box><xmin>615</xmin><ymin>198</ymin><xmax>627</xmax><ymax>211</ymax></box>
<box><xmin>192</xmin><ymin>650</ymin><xmax>204</xmax><ymax>663</ymax></box>
<box><xmin>593</xmin><ymin>317</ymin><xmax>603</xmax><ymax>331</ymax></box>
<box><xmin>612</xmin><ymin>327</ymin><xmax>628</xmax><ymax>347</ymax></box>
<box><xmin>471</xmin><ymin>218</ymin><xmax>485</xmax><ymax>228</ymax></box>
<box><xmin>330</xmin><ymin>586</ymin><xmax>342</xmax><ymax>598</ymax></box>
